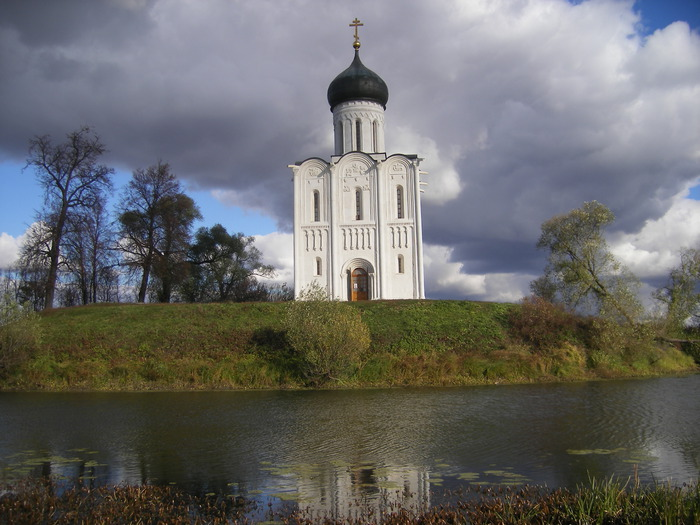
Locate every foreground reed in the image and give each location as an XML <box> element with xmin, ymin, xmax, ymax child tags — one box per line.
<box><xmin>1</xmin><ymin>477</ymin><xmax>698</xmax><ymax>524</ymax></box>
<box><xmin>0</xmin><ymin>481</ymin><xmax>250</xmax><ymax>524</ymax></box>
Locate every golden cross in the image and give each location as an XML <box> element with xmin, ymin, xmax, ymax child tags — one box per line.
<box><xmin>350</xmin><ymin>18</ymin><xmax>363</xmax><ymax>48</ymax></box>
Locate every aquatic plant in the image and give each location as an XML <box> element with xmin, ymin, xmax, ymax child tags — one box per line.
<box><xmin>2</xmin><ymin>478</ymin><xmax>698</xmax><ymax>524</ymax></box>
<box><xmin>0</xmin><ymin>480</ymin><xmax>252</xmax><ymax>524</ymax></box>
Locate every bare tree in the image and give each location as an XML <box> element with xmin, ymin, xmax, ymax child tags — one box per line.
<box><xmin>16</xmin><ymin>221</ymin><xmax>52</xmax><ymax>310</ymax></box>
<box><xmin>62</xmin><ymin>199</ymin><xmax>119</xmax><ymax>305</ymax></box>
<box><xmin>25</xmin><ymin>127</ymin><xmax>113</xmax><ymax>308</ymax></box>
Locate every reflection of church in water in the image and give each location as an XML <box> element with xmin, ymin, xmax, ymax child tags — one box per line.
<box><xmin>289</xmin><ymin>463</ymin><xmax>432</xmax><ymax>519</ymax></box>
<box><xmin>290</xmin><ymin>19</ymin><xmax>426</xmax><ymax>300</ymax></box>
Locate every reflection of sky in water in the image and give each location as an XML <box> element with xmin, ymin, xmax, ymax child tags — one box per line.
<box><xmin>1</xmin><ymin>376</ymin><xmax>698</xmax><ymax>513</ymax></box>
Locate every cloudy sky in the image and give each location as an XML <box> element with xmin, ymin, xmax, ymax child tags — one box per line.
<box><xmin>0</xmin><ymin>0</ymin><xmax>698</xmax><ymax>303</ymax></box>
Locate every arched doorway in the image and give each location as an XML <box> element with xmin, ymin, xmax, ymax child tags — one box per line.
<box><xmin>351</xmin><ymin>268</ymin><xmax>368</xmax><ymax>301</ymax></box>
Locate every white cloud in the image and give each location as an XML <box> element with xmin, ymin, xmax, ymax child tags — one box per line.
<box><xmin>390</xmin><ymin>127</ymin><xmax>462</xmax><ymax>204</ymax></box>
<box><xmin>255</xmin><ymin>232</ymin><xmax>294</xmax><ymax>286</ymax></box>
<box><xmin>423</xmin><ymin>243</ymin><xmax>531</xmax><ymax>302</ymax></box>
<box><xmin>424</xmin><ymin>244</ymin><xmax>486</xmax><ymax>297</ymax></box>
<box><xmin>611</xmin><ymin>190</ymin><xmax>700</xmax><ymax>279</ymax></box>
<box><xmin>0</xmin><ymin>231</ymin><xmax>23</xmax><ymax>269</ymax></box>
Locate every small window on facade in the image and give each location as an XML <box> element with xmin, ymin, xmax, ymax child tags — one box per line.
<box><xmin>313</xmin><ymin>190</ymin><xmax>320</xmax><ymax>222</ymax></box>
<box><xmin>372</xmin><ymin>121</ymin><xmax>379</xmax><ymax>152</ymax></box>
<box><xmin>355</xmin><ymin>189</ymin><xmax>362</xmax><ymax>221</ymax></box>
<box><xmin>315</xmin><ymin>257</ymin><xmax>322</xmax><ymax>276</ymax></box>
<box><xmin>355</xmin><ymin>119</ymin><xmax>362</xmax><ymax>151</ymax></box>
<box><xmin>398</xmin><ymin>255</ymin><xmax>404</xmax><ymax>274</ymax></box>
<box><xmin>397</xmin><ymin>185</ymin><xmax>404</xmax><ymax>219</ymax></box>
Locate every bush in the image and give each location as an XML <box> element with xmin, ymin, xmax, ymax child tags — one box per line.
<box><xmin>0</xmin><ymin>295</ymin><xmax>41</xmax><ymax>376</ymax></box>
<box><xmin>509</xmin><ymin>296</ymin><xmax>579</xmax><ymax>353</ymax></box>
<box><xmin>589</xmin><ymin>318</ymin><xmax>656</xmax><ymax>363</ymax></box>
<box><xmin>284</xmin><ymin>284</ymin><xmax>370</xmax><ymax>384</ymax></box>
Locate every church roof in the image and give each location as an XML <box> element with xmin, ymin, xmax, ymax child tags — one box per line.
<box><xmin>327</xmin><ymin>49</ymin><xmax>389</xmax><ymax>111</ymax></box>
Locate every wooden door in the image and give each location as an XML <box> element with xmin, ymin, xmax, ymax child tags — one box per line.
<box><xmin>351</xmin><ymin>268</ymin><xmax>368</xmax><ymax>301</ymax></box>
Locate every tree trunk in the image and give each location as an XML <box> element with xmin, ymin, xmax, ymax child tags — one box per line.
<box><xmin>45</xmin><ymin>207</ymin><xmax>68</xmax><ymax>309</ymax></box>
<box><xmin>138</xmin><ymin>263</ymin><xmax>150</xmax><ymax>303</ymax></box>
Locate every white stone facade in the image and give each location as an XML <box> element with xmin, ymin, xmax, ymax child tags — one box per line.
<box><xmin>290</xmin><ymin>58</ymin><xmax>425</xmax><ymax>301</ymax></box>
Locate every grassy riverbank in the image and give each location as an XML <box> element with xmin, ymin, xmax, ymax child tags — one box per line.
<box><xmin>0</xmin><ymin>300</ymin><xmax>696</xmax><ymax>391</ymax></box>
<box><xmin>2</xmin><ymin>477</ymin><xmax>698</xmax><ymax>524</ymax></box>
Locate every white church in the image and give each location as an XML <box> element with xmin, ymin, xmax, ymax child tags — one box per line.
<box><xmin>290</xmin><ymin>19</ymin><xmax>426</xmax><ymax>301</ymax></box>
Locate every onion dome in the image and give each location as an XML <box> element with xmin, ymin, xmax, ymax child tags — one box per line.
<box><xmin>327</xmin><ymin>48</ymin><xmax>389</xmax><ymax>111</ymax></box>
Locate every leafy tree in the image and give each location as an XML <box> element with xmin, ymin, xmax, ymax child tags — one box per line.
<box><xmin>183</xmin><ymin>224</ymin><xmax>274</xmax><ymax>302</ymax></box>
<box><xmin>116</xmin><ymin>162</ymin><xmax>201</xmax><ymax>302</ymax></box>
<box><xmin>653</xmin><ymin>248</ymin><xmax>700</xmax><ymax>335</ymax></box>
<box><xmin>284</xmin><ymin>283</ymin><xmax>370</xmax><ymax>384</ymax></box>
<box><xmin>533</xmin><ymin>201</ymin><xmax>643</xmax><ymax>326</ymax></box>
<box><xmin>25</xmin><ymin>127</ymin><xmax>113</xmax><ymax>309</ymax></box>
<box><xmin>149</xmin><ymin>193</ymin><xmax>201</xmax><ymax>303</ymax></box>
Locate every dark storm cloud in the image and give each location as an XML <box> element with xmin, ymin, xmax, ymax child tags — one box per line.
<box><xmin>0</xmin><ymin>0</ymin><xmax>699</xmax><ymax>300</ymax></box>
<box><xmin>0</xmin><ymin>0</ymin><xmax>156</xmax><ymax>47</ymax></box>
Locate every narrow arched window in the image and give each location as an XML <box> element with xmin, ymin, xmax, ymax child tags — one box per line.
<box><xmin>397</xmin><ymin>255</ymin><xmax>404</xmax><ymax>274</ymax></box>
<box><xmin>313</xmin><ymin>190</ymin><xmax>320</xmax><ymax>222</ymax></box>
<box><xmin>397</xmin><ymin>185</ymin><xmax>404</xmax><ymax>219</ymax></box>
<box><xmin>355</xmin><ymin>189</ymin><xmax>362</xmax><ymax>221</ymax></box>
<box><xmin>372</xmin><ymin>121</ymin><xmax>379</xmax><ymax>152</ymax></box>
<box><xmin>315</xmin><ymin>257</ymin><xmax>322</xmax><ymax>276</ymax></box>
<box><xmin>335</xmin><ymin>121</ymin><xmax>343</xmax><ymax>153</ymax></box>
<box><xmin>355</xmin><ymin>119</ymin><xmax>362</xmax><ymax>151</ymax></box>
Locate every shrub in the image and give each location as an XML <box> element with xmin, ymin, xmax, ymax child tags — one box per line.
<box><xmin>509</xmin><ymin>296</ymin><xmax>579</xmax><ymax>353</ymax></box>
<box><xmin>0</xmin><ymin>295</ymin><xmax>41</xmax><ymax>376</ymax></box>
<box><xmin>589</xmin><ymin>318</ymin><xmax>657</xmax><ymax>363</ymax></box>
<box><xmin>284</xmin><ymin>284</ymin><xmax>371</xmax><ymax>384</ymax></box>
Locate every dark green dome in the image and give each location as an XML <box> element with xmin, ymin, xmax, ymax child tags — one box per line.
<box><xmin>327</xmin><ymin>50</ymin><xmax>389</xmax><ymax>111</ymax></box>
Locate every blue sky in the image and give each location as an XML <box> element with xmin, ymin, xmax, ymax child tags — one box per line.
<box><xmin>0</xmin><ymin>0</ymin><xmax>698</xmax><ymax>300</ymax></box>
<box><xmin>0</xmin><ymin>164</ymin><xmax>276</xmax><ymax>238</ymax></box>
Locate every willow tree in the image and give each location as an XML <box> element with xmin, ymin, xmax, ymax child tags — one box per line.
<box><xmin>184</xmin><ymin>224</ymin><xmax>274</xmax><ymax>302</ymax></box>
<box><xmin>25</xmin><ymin>127</ymin><xmax>113</xmax><ymax>309</ymax></box>
<box><xmin>653</xmin><ymin>248</ymin><xmax>700</xmax><ymax>335</ymax></box>
<box><xmin>532</xmin><ymin>201</ymin><xmax>642</xmax><ymax>326</ymax></box>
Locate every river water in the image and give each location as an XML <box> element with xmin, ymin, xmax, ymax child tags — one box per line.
<box><xmin>1</xmin><ymin>375</ymin><xmax>698</xmax><ymax>515</ymax></box>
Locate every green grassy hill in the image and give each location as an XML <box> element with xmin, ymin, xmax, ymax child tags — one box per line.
<box><xmin>2</xmin><ymin>300</ymin><xmax>696</xmax><ymax>391</ymax></box>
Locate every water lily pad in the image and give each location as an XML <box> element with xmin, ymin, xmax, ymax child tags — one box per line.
<box><xmin>566</xmin><ymin>448</ymin><xmax>625</xmax><ymax>456</ymax></box>
<box><xmin>483</xmin><ymin>470</ymin><xmax>509</xmax><ymax>476</ymax></box>
<box><xmin>270</xmin><ymin>491</ymin><xmax>299</xmax><ymax>501</ymax></box>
